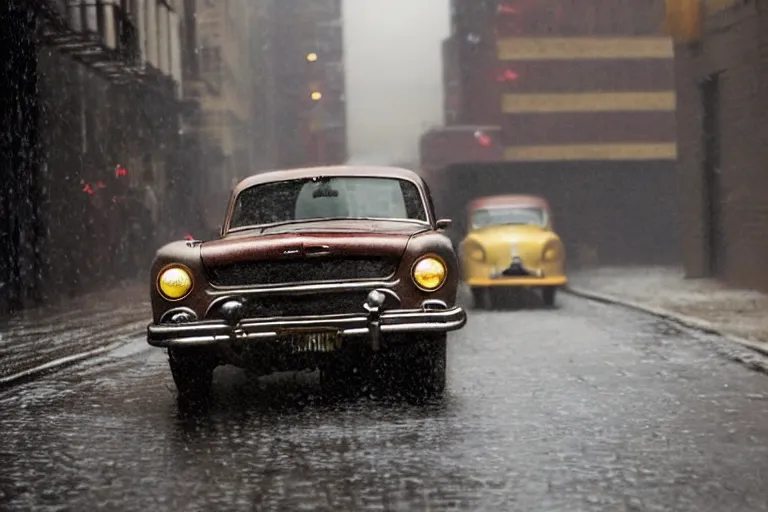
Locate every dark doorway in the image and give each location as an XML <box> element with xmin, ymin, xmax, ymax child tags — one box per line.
<box><xmin>701</xmin><ymin>73</ymin><xmax>723</xmax><ymax>277</ymax></box>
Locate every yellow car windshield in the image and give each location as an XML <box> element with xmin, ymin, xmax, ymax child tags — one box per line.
<box><xmin>471</xmin><ymin>207</ymin><xmax>547</xmax><ymax>230</ymax></box>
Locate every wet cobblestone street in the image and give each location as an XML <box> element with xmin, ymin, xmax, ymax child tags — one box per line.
<box><xmin>2</xmin><ymin>295</ymin><xmax>768</xmax><ymax>511</ymax></box>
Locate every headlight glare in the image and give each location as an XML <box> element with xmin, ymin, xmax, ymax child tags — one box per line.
<box><xmin>412</xmin><ymin>256</ymin><xmax>447</xmax><ymax>291</ymax></box>
<box><xmin>157</xmin><ymin>265</ymin><xmax>193</xmax><ymax>300</ymax></box>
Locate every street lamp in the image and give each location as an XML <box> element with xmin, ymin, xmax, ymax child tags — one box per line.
<box><xmin>310</xmin><ymin>91</ymin><xmax>322</xmax><ymax>101</ymax></box>
<box><xmin>306</xmin><ymin>52</ymin><xmax>318</xmax><ymax>62</ymax></box>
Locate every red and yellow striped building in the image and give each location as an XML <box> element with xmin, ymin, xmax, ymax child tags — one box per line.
<box><xmin>420</xmin><ymin>0</ymin><xmax>680</xmax><ymax>265</ymax></box>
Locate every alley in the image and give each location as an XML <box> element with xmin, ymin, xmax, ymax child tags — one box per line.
<box><xmin>2</xmin><ymin>295</ymin><xmax>768</xmax><ymax>511</ymax></box>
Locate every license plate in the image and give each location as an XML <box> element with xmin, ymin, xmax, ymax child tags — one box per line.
<box><xmin>278</xmin><ymin>329</ymin><xmax>341</xmax><ymax>353</ymax></box>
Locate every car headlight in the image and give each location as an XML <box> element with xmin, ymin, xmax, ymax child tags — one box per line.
<box><xmin>542</xmin><ymin>241</ymin><xmax>562</xmax><ymax>262</ymax></box>
<box><xmin>157</xmin><ymin>265</ymin><xmax>193</xmax><ymax>300</ymax></box>
<box><xmin>412</xmin><ymin>255</ymin><xmax>447</xmax><ymax>291</ymax></box>
<box><xmin>461</xmin><ymin>242</ymin><xmax>486</xmax><ymax>262</ymax></box>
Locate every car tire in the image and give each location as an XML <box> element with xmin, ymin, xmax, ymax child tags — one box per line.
<box><xmin>472</xmin><ymin>287</ymin><xmax>493</xmax><ymax>310</ymax></box>
<box><xmin>391</xmin><ymin>334</ymin><xmax>447</xmax><ymax>398</ymax></box>
<box><xmin>542</xmin><ymin>286</ymin><xmax>557</xmax><ymax>307</ymax></box>
<box><xmin>168</xmin><ymin>348</ymin><xmax>215</xmax><ymax>401</ymax></box>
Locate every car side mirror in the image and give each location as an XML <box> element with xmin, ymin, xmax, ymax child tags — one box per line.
<box><xmin>435</xmin><ymin>219</ymin><xmax>452</xmax><ymax>230</ymax></box>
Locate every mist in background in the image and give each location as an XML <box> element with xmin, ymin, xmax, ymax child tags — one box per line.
<box><xmin>343</xmin><ymin>0</ymin><xmax>450</xmax><ymax>166</ymax></box>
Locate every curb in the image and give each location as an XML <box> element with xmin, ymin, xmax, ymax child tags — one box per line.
<box><xmin>0</xmin><ymin>340</ymin><xmax>133</xmax><ymax>391</ymax></box>
<box><xmin>563</xmin><ymin>285</ymin><xmax>768</xmax><ymax>358</ymax></box>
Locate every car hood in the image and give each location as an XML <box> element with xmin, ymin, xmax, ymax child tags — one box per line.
<box><xmin>201</xmin><ymin>220</ymin><xmax>428</xmax><ymax>268</ymax></box>
<box><xmin>464</xmin><ymin>225</ymin><xmax>559</xmax><ymax>267</ymax></box>
<box><xmin>467</xmin><ymin>224</ymin><xmax>554</xmax><ymax>245</ymax></box>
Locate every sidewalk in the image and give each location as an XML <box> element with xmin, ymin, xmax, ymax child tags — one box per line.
<box><xmin>568</xmin><ymin>267</ymin><xmax>768</xmax><ymax>345</ymax></box>
<box><xmin>0</xmin><ymin>281</ymin><xmax>150</xmax><ymax>384</ymax></box>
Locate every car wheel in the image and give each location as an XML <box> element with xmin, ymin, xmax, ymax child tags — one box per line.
<box><xmin>391</xmin><ymin>334</ymin><xmax>447</xmax><ymax>398</ymax></box>
<box><xmin>472</xmin><ymin>287</ymin><xmax>493</xmax><ymax>310</ymax></box>
<box><xmin>168</xmin><ymin>348</ymin><xmax>215</xmax><ymax>401</ymax></box>
<box><xmin>542</xmin><ymin>286</ymin><xmax>557</xmax><ymax>307</ymax></box>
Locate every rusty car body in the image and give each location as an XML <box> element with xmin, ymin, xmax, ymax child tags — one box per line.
<box><xmin>147</xmin><ymin>165</ymin><xmax>467</xmax><ymax>399</ymax></box>
<box><xmin>459</xmin><ymin>194</ymin><xmax>567</xmax><ymax>309</ymax></box>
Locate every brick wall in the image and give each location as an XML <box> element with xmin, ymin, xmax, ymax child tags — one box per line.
<box><xmin>674</xmin><ymin>2</ymin><xmax>768</xmax><ymax>290</ymax></box>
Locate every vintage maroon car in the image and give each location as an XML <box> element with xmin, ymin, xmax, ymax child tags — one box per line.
<box><xmin>147</xmin><ymin>165</ymin><xmax>467</xmax><ymax>399</ymax></box>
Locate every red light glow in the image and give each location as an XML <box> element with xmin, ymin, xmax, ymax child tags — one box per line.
<box><xmin>185</xmin><ymin>234</ymin><xmax>195</xmax><ymax>241</ymax></box>
<box><xmin>497</xmin><ymin>69</ymin><xmax>519</xmax><ymax>82</ymax></box>
<box><xmin>115</xmin><ymin>165</ymin><xmax>127</xmax><ymax>177</ymax></box>
<box><xmin>474</xmin><ymin>131</ymin><xmax>493</xmax><ymax>147</ymax></box>
<box><xmin>83</xmin><ymin>183</ymin><xmax>94</xmax><ymax>195</ymax></box>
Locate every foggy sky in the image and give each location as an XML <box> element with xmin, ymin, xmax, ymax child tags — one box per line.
<box><xmin>343</xmin><ymin>0</ymin><xmax>450</xmax><ymax>166</ymax></box>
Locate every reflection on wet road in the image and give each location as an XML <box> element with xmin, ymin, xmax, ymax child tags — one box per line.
<box><xmin>2</xmin><ymin>295</ymin><xmax>768</xmax><ymax>511</ymax></box>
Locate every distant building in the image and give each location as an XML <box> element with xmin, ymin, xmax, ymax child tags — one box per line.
<box><xmin>265</xmin><ymin>0</ymin><xmax>348</xmax><ymax>168</ymax></box>
<box><xmin>419</xmin><ymin>0</ymin><xmax>679</xmax><ymax>266</ymax></box>
<box><xmin>666</xmin><ymin>0</ymin><xmax>768</xmax><ymax>291</ymax></box>
<box><xmin>193</xmin><ymin>0</ymin><xmax>255</xmax><ymax>222</ymax></box>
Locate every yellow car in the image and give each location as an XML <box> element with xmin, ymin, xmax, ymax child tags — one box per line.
<box><xmin>459</xmin><ymin>194</ymin><xmax>567</xmax><ymax>308</ymax></box>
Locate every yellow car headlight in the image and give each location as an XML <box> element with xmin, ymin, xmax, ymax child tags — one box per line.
<box><xmin>542</xmin><ymin>241</ymin><xmax>562</xmax><ymax>262</ymax></box>
<box><xmin>461</xmin><ymin>242</ymin><xmax>486</xmax><ymax>262</ymax></box>
<box><xmin>411</xmin><ymin>255</ymin><xmax>447</xmax><ymax>291</ymax></box>
<box><xmin>469</xmin><ymin>247</ymin><xmax>485</xmax><ymax>262</ymax></box>
<box><xmin>157</xmin><ymin>265</ymin><xmax>193</xmax><ymax>300</ymax></box>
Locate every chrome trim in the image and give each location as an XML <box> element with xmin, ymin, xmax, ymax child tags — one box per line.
<box><xmin>159</xmin><ymin>307</ymin><xmax>198</xmax><ymax>324</ymax></box>
<box><xmin>421</xmin><ymin>299</ymin><xmax>448</xmax><ymax>310</ymax></box>
<box><xmin>205</xmin><ymin>295</ymin><xmax>248</xmax><ymax>318</ymax></box>
<box><xmin>206</xmin><ymin>279</ymin><xmax>400</xmax><ymax>297</ymax></box>
<box><xmin>147</xmin><ymin>306</ymin><xmax>467</xmax><ymax>348</ymax></box>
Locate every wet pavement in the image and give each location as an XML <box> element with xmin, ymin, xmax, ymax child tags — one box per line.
<box><xmin>0</xmin><ymin>281</ymin><xmax>148</xmax><ymax>381</ymax></box>
<box><xmin>2</xmin><ymin>295</ymin><xmax>768</xmax><ymax>511</ymax></box>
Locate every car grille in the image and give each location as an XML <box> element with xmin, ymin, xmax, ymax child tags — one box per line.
<box><xmin>206</xmin><ymin>257</ymin><xmax>399</xmax><ymax>286</ymax></box>
<box><xmin>244</xmin><ymin>291</ymin><xmax>372</xmax><ymax>317</ymax></box>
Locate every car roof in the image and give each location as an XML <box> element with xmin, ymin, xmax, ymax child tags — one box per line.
<box><xmin>468</xmin><ymin>194</ymin><xmax>551</xmax><ymax>212</ymax></box>
<box><xmin>232</xmin><ymin>165</ymin><xmax>426</xmax><ymax>195</ymax></box>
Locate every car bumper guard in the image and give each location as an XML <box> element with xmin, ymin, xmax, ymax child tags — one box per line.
<box><xmin>147</xmin><ymin>290</ymin><xmax>467</xmax><ymax>351</ymax></box>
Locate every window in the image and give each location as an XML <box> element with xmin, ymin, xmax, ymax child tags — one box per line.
<box><xmin>229</xmin><ymin>177</ymin><xmax>428</xmax><ymax>229</ymax></box>
<box><xmin>471</xmin><ymin>207</ymin><xmax>547</xmax><ymax>230</ymax></box>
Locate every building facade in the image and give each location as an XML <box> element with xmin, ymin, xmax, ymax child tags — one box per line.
<box><xmin>0</xmin><ymin>0</ymin><xmax>189</xmax><ymax>314</ymax></box>
<box><xmin>667</xmin><ymin>0</ymin><xmax>768</xmax><ymax>291</ymax></box>
<box><xmin>268</xmin><ymin>0</ymin><xmax>347</xmax><ymax>168</ymax></box>
<box><xmin>195</xmin><ymin>0</ymin><xmax>255</xmax><ymax>210</ymax></box>
<box><xmin>421</xmin><ymin>0</ymin><xmax>680</xmax><ymax>266</ymax></box>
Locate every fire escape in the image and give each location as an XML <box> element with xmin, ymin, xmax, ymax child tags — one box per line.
<box><xmin>35</xmin><ymin>0</ymin><xmax>173</xmax><ymax>90</ymax></box>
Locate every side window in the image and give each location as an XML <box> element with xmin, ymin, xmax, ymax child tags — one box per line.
<box><xmin>401</xmin><ymin>181</ymin><xmax>428</xmax><ymax>221</ymax></box>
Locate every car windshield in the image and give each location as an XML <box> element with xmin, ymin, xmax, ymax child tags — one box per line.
<box><xmin>228</xmin><ymin>176</ymin><xmax>428</xmax><ymax>229</ymax></box>
<box><xmin>471</xmin><ymin>206</ymin><xmax>547</xmax><ymax>230</ymax></box>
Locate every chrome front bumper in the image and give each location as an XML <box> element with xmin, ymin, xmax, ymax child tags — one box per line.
<box><xmin>147</xmin><ymin>290</ymin><xmax>467</xmax><ymax>351</ymax></box>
